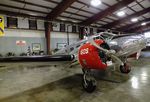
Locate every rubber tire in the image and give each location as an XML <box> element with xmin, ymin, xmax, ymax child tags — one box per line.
<box><xmin>120</xmin><ymin>64</ymin><xmax>131</xmax><ymax>74</ymax></box>
<box><xmin>82</xmin><ymin>79</ymin><xmax>96</xmax><ymax>93</ymax></box>
<box><xmin>82</xmin><ymin>68</ymin><xmax>86</xmax><ymax>73</ymax></box>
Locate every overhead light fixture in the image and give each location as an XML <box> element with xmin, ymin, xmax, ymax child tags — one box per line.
<box><xmin>60</xmin><ymin>18</ymin><xmax>67</xmax><ymax>21</ymax></box>
<box><xmin>117</xmin><ymin>11</ymin><xmax>125</xmax><ymax>17</ymax></box>
<box><xmin>91</xmin><ymin>0</ymin><xmax>101</xmax><ymax>7</ymax></box>
<box><xmin>131</xmin><ymin>18</ymin><xmax>138</xmax><ymax>22</ymax></box>
<box><xmin>91</xmin><ymin>24</ymin><xmax>94</xmax><ymax>26</ymax></box>
<box><xmin>72</xmin><ymin>20</ymin><xmax>78</xmax><ymax>23</ymax></box>
<box><xmin>28</xmin><ymin>13</ymin><xmax>37</xmax><ymax>16</ymax></box>
<box><xmin>141</xmin><ymin>22</ymin><xmax>146</xmax><ymax>26</ymax></box>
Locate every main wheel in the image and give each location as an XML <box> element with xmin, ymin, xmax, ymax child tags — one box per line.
<box><xmin>82</xmin><ymin>75</ymin><xmax>96</xmax><ymax>93</ymax></box>
<box><xmin>120</xmin><ymin>63</ymin><xmax>131</xmax><ymax>74</ymax></box>
<box><xmin>82</xmin><ymin>79</ymin><xmax>96</xmax><ymax>93</ymax></box>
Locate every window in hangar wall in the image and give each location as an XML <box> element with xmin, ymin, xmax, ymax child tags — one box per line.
<box><xmin>90</xmin><ymin>28</ymin><xmax>93</xmax><ymax>35</ymax></box>
<box><xmin>7</xmin><ymin>17</ymin><xmax>18</xmax><ymax>28</ymax></box>
<box><xmin>60</xmin><ymin>23</ymin><xmax>65</xmax><ymax>32</ymax></box>
<box><xmin>29</xmin><ymin>20</ymin><xmax>37</xmax><ymax>30</ymax></box>
<box><xmin>72</xmin><ymin>25</ymin><xmax>77</xmax><ymax>33</ymax></box>
<box><xmin>97</xmin><ymin>29</ymin><xmax>104</xmax><ymax>33</ymax></box>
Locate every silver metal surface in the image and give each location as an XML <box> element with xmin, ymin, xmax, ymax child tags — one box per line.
<box><xmin>108</xmin><ymin>34</ymin><xmax>147</xmax><ymax>57</ymax></box>
<box><xmin>56</xmin><ymin>32</ymin><xmax>147</xmax><ymax>59</ymax></box>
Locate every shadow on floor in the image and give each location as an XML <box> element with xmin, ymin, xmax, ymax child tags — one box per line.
<box><xmin>0</xmin><ymin>70</ymin><xmax>130</xmax><ymax>102</ymax></box>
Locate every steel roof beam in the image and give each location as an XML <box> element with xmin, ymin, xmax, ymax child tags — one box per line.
<box><xmin>101</xmin><ymin>7</ymin><xmax>150</xmax><ymax>29</ymax></box>
<box><xmin>80</xmin><ymin>0</ymin><xmax>135</xmax><ymax>25</ymax></box>
<box><xmin>46</xmin><ymin>0</ymin><xmax>77</xmax><ymax>20</ymax></box>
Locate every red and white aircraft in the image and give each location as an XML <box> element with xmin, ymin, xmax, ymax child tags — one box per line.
<box><xmin>0</xmin><ymin>32</ymin><xmax>147</xmax><ymax>93</ymax></box>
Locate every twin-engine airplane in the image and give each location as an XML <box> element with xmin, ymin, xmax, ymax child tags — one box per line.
<box><xmin>0</xmin><ymin>32</ymin><xmax>147</xmax><ymax>93</ymax></box>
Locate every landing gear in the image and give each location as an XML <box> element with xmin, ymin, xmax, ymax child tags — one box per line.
<box><xmin>120</xmin><ymin>63</ymin><xmax>131</xmax><ymax>73</ymax></box>
<box><xmin>82</xmin><ymin>69</ymin><xmax>96</xmax><ymax>93</ymax></box>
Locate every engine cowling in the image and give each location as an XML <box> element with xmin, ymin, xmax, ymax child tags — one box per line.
<box><xmin>78</xmin><ymin>39</ymin><xmax>109</xmax><ymax>70</ymax></box>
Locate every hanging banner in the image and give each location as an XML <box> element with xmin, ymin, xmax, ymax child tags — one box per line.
<box><xmin>0</xmin><ymin>16</ymin><xmax>4</xmax><ymax>36</ymax></box>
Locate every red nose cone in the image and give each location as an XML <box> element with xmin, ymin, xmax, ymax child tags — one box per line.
<box><xmin>78</xmin><ymin>39</ymin><xmax>107</xmax><ymax>70</ymax></box>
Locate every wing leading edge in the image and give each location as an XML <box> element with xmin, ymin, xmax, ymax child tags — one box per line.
<box><xmin>0</xmin><ymin>55</ymin><xmax>74</xmax><ymax>62</ymax></box>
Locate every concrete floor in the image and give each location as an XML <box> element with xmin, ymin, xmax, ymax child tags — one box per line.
<box><xmin>0</xmin><ymin>52</ymin><xmax>150</xmax><ymax>102</ymax></box>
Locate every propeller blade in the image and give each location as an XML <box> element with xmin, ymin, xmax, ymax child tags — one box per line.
<box><xmin>89</xmin><ymin>38</ymin><xmax>109</xmax><ymax>53</ymax></box>
<box><xmin>88</xmin><ymin>38</ymin><xmax>123</xmax><ymax>65</ymax></box>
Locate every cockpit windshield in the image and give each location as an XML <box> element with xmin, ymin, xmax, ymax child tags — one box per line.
<box><xmin>100</xmin><ymin>32</ymin><xmax>115</xmax><ymax>40</ymax></box>
<box><xmin>93</xmin><ymin>32</ymin><xmax>116</xmax><ymax>41</ymax></box>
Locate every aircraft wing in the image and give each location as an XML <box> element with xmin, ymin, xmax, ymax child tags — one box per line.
<box><xmin>0</xmin><ymin>55</ymin><xmax>74</xmax><ymax>63</ymax></box>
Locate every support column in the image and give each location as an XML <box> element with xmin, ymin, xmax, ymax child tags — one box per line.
<box><xmin>45</xmin><ymin>22</ymin><xmax>52</xmax><ymax>55</ymax></box>
<box><xmin>79</xmin><ymin>27</ymin><xmax>84</xmax><ymax>40</ymax></box>
<box><xmin>66</xmin><ymin>25</ymin><xmax>70</xmax><ymax>45</ymax></box>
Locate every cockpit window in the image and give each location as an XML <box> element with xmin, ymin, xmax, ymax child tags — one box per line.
<box><xmin>94</xmin><ymin>36</ymin><xmax>100</xmax><ymax>40</ymax></box>
<box><xmin>101</xmin><ymin>33</ymin><xmax>114</xmax><ymax>40</ymax></box>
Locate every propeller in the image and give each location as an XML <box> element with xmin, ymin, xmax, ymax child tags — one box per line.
<box><xmin>88</xmin><ymin>37</ymin><xmax>123</xmax><ymax>66</ymax></box>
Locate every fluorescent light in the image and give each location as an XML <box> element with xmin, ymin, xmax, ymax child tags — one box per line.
<box><xmin>72</xmin><ymin>20</ymin><xmax>78</xmax><ymax>23</ymax></box>
<box><xmin>91</xmin><ymin>0</ymin><xmax>101</xmax><ymax>7</ymax></box>
<box><xmin>131</xmin><ymin>18</ymin><xmax>138</xmax><ymax>22</ymax></box>
<box><xmin>117</xmin><ymin>11</ymin><xmax>125</xmax><ymax>17</ymax></box>
<box><xmin>28</xmin><ymin>13</ymin><xmax>37</xmax><ymax>16</ymax></box>
<box><xmin>141</xmin><ymin>22</ymin><xmax>146</xmax><ymax>26</ymax></box>
<box><xmin>60</xmin><ymin>18</ymin><xmax>66</xmax><ymax>21</ymax></box>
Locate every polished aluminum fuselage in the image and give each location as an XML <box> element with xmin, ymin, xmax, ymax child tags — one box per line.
<box><xmin>55</xmin><ymin>32</ymin><xmax>147</xmax><ymax>58</ymax></box>
<box><xmin>108</xmin><ymin>34</ymin><xmax>146</xmax><ymax>57</ymax></box>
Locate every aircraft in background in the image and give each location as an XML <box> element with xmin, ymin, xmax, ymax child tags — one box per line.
<box><xmin>0</xmin><ymin>31</ymin><xmax>147</xmax><ymax>93</ymax></box>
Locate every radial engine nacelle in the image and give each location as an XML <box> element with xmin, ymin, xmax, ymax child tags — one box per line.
<box><xmin>78</xmin><ymin>39</ymin><xmax>110</xmax><ymax>70</ymax></box>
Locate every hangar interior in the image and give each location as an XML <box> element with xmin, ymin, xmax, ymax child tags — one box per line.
<box><xmin>0</xmin><ymin>0</ymin><xmax>150</xmax><ymax>102</ymax></box>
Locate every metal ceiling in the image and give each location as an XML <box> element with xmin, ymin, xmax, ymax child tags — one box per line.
<box><xmin>0</xmin><ymin>0</ymin><xmax>149</xmax><ymax>32</ymax></box>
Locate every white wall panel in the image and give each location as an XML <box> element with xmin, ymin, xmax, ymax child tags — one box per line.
<box><xmin>37</xmin><ymin>20</ymin><xmax>45</xmax><ymax>30</ymax></box>
<box><xmin>4</xmin><ymin>15</ymin><xmax>7</xmax><ymax>27</ymax></box>
<box><xmin>18</xmin><ymin>17</ymin><xmax>29</xmax><ymax>29</ymax></box>
<box><xmin>52</xmin><ymin>22</ymin><xmax>60</xmax><ymax>31</ymax></box>
<box><xmin>51</xmin><ymin>32</ymin><xmax>79</xmax><ymax>39</ymax></box>
<box><xmin>4</xmin><ymin>29</ymin><xmax>45</xmax><ymax>38</ymax></box>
